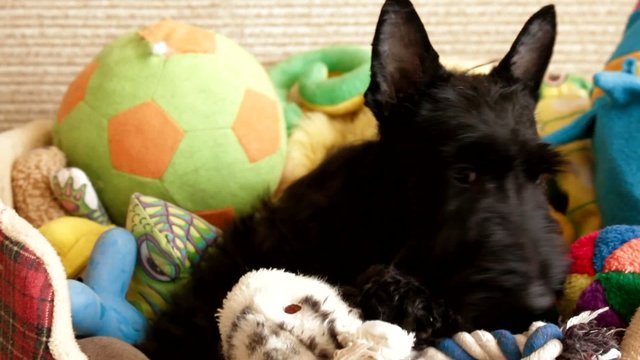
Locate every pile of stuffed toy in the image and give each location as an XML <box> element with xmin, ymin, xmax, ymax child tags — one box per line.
<box><xmin>9</xmin><ymin>2</ymin><xmax>640</xmax><ymax>359</ymax></box>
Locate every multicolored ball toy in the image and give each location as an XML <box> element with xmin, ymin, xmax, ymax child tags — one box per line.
<box><xmin>561</xmin><ymin>225</ymin><xmax>640</xmax><ymax>328</ymax></box>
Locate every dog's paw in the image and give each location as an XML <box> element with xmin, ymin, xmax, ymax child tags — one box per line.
<box><xmin>354</xmin><ymin>265</ymin><xmax>466</xmax><ymax>348</ymax></box>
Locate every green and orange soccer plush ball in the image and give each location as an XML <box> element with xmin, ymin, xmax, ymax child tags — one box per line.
<box><xmin>54</xmin><ymin>19</ymin><xmax>287</xmax><ymax>225</ymax></box>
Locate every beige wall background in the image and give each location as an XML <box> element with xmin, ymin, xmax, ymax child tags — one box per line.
<box><xmin>0</xmin><ymin>0</ymin><xmax>634</xmax><ymax>132</ymax></box>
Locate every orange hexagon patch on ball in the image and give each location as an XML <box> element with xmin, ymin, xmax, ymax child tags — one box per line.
<box><xmin>108</xmin><ymin>101</ymin><xmax>184</xmax><ymax>179</ymax></box>
<box><xmin>57</xmin><ymin>61</ymin><xmax>98</xmax><ymax>123</ymax></box>
<box><xmin>232</xmin><ymin>89</ymin><xmax>281</xmax><ymax>163</ymax></box>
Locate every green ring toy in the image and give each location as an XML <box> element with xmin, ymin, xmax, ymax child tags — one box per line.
<box><xmin>269</xmin><ymin>46</ymin><xmax>372</xmax><ymax>133</ymax></box>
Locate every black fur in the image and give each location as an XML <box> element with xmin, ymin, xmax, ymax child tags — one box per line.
<box><xmin>139</xmin><ymin>1</ymin><xmax>569</xmax><ymax>358</ymax></box>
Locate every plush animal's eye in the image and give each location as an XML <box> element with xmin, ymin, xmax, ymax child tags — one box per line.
<box><xmin>138</xmin><ymin>235</ymin><xmax>180</xmax><ymax>282</ymax></box>
<box><xmin>452</xmin><ymin>166</ymin><xmax>477</xmax><ymax>185</ymax></box>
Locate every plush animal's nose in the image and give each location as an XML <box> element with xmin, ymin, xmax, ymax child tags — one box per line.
<box><xmin>524</xmin><ymin>281</ymin><xmax>556</xmax><ymax>314</ymax></box>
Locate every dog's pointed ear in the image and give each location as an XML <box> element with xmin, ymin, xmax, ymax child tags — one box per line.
<box><xmin>365</xmin><ymin>0</ymin><xmax>445</xmax><ymax>122</ymax></box>
<box><xmin>491</xmin><ymin>5</ymin><xmax>556</xmax><ymax>99</ymax></box>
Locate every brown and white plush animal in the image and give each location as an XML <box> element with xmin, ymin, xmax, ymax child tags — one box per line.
<box><xmin>217</xmin><ymin>269</ymin><xmax>415</xmax><ymax>360</ymax></box>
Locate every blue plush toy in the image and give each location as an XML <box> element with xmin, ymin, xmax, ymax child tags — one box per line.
<box><xmin>544</xmin><ymin>2</ymin><xmax>640</xmax><ymax>227</ymax></box>
<box><xmin>68</xmin><ymin>227</ymin><xmax>147</xmax><ymax>344</ymax></box>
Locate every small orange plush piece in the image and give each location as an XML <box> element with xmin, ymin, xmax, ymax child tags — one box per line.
<box><xmin>138</xmin><ymin>18</ymin><xmax>216</xmax><ymax>55</ymax></box>
<box><xmin>194</xmin><ymin>208</ymin><xmax>236</xmax><ymax>231</ymax></box>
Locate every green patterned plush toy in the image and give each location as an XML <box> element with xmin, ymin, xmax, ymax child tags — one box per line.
<box><xmin>54</xmin><ymin>19</ymin><xmax>286</xmax><ymax>226</ymax></box>
<box><xmin>125</xmin><ymin>192</ymin><xmax>221</xmax><ymax>319</ymax></box>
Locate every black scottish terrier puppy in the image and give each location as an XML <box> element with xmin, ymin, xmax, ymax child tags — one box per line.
<box><xmin>140</xmin><ymin>0</ymin><xmax>569</xmax><ymax>358</ymax></box>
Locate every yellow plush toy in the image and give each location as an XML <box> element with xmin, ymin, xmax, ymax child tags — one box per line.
<box><xmin>536</xmin><ymin>72</ymin><xmax>602</xmax><ymax>242</ymax></box>
<box><xmin>39</xmin><ymin>216</ymin><xmax>113</xmax><ymax>277</ymax></box>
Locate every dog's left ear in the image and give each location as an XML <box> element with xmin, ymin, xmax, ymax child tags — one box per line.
<box><xmin>491</xmin><ymin>5</ymin><xmax>556</xmax><ymax>99</ymax></box>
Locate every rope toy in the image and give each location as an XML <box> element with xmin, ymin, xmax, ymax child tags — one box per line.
<box><xmin>621</xmin><ymin>305</ymin><xmax>640</xmax><ymax>359</ymax></box>
<box><xmin>426</xmin><ymin>322</ymin><xmax>562</xmax><ymax>360</ymax></box>
<box><xmin>269</xmin><ymin>46</ymin><xmax>371</xmax><ymax>132</ymax></box>
<box><xmin>422</xmin><ymin>308</ymin><xmax>622</xmax><ymax>360</ymax></box>
<box><xmin>218</xmin><ymin>269</ymin><xmax>623</xmax><ymax>360</ymax></box>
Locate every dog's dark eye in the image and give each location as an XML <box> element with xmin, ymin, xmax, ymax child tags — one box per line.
<box><xmin>452</xmin><ymin>166</ymin><xmax>477</xmax><ymax>185</ymax></box>
<box><xmin>526</xmin><ymin>174</ymin><xmax>547</xmax><ymax>188</ymax></box>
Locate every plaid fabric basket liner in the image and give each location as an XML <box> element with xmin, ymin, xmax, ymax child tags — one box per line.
<box><xmin>0</xmin><ymin>229</ymin><xmax>55</xmax><ymax>360</ymax></box>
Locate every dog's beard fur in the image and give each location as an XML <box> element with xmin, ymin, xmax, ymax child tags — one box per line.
<box><xmin>139</xmin><ymin>1</ymin><xmax>569</xmax><ymax>358</ymax></box>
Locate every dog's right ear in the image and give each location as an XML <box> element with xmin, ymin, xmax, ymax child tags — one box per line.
<box><xmin>365</xmin><ymin>0</ymin><xmax>446</xmax><ymax>124</ymax></box>
<box><xmin>490</xmin><ymin>5</ymin><xmax>556</xmax><ymax>99</ymax></box>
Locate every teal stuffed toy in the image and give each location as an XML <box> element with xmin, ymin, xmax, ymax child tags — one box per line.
<box><xmin>544</xmin><ymin>1</ymin><xmax>640</xmax><ymax>227</ymax></box>
<box><xmin>68</xmin><ymin>227</ymin><xmax>147</xmax><ymax>344</ymax></box>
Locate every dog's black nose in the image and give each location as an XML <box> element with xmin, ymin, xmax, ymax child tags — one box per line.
<box><xmin>524</xmin><ymin>281</ymin><xmax>556</xmax><ymax>314</ymax></box>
